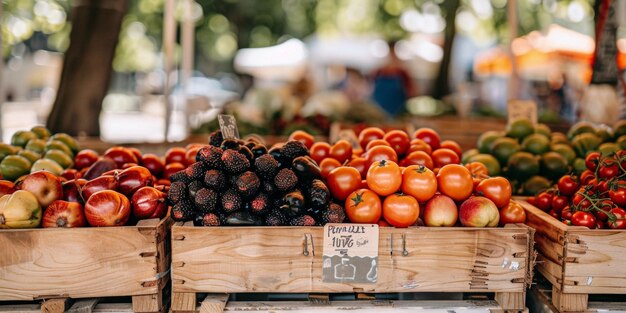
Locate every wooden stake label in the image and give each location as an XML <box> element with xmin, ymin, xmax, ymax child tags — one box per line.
<box><xmin>322</xmin><ymin>224</ymin><xmax>379</xmax><ymax>284</ymax></box>
<box><xmin>507</xmin><ymin>100</ymin><xmax>537</xmax><ymax>125</ymax></box>
<box><xmin>217</xmin><ymin>114</ymin><xmax>240</xmax><ymax>139</ymax></box>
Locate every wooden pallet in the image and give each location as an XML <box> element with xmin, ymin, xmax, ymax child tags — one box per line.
<box><xmin>171</xmin><ymin>222</ymin><xmax>535</xmax><ymax>313</ymax></box>
<box><xmin>521</xmin><ymin>200</ymin><xmax>626</xmax><ymax>312</ymax></box>
<box><xmin>0</xmin><ymin>296</ymin><xmax>174</xmax><ymax>313</ymax></box>
<box><xmin>0</xmin><ymin>218</ymin><xmax>173</xmax><ymax>313</ymax></box>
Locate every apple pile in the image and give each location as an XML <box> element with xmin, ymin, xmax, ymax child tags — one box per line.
<box><xmin>528</xmin><ymin>150</ymin><xmax>626</xmax><ymax>229</ymax></box>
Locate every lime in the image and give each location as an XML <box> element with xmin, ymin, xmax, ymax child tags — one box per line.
<box><xmin>522</xmin><ymin>134</ymin><xmax>551</xmax><ymax>155</ymax></box>
<box><xmin>45</xmin><ymin>140</ymin><xmax>74</xmax><ymax>157</ymax></box>
<box><xmin>10</xmin><ymin>131</ymin><xmax>38</xmax><ymax>148</ymax></box>
<box><xmin>522</xmin><ymin>176</ymin><xmax>552</xmax><ymax>196</ymax></box>
<box><xmin>51</xmin><ymin>133</ymin><xmax>79</xmax><ymax>154</ymax></box>
<box><xmin>540</xmin><ymin>152</ymin><xmax>569</xmax><ymax>180</ymax></box>
<box><xmin>572</xmin><ymin>158</ymin><xmax>586</xmax><ymax>174</ymax></box>
<box><xmin>25</xmin><ymin>138</ymin><xmax>46</xmax><ymax>154</ymax></box>
<box><xmin>44</xmin><ymin>150</ymin><xmax>73</xmax><ymax>169</ymax></box>
<box><xmin>468</xmin><ymin>153</ymin><xmax>501</xmax><ymax>176</ymax></box>
<box><xmin>613</xmin><ymin>120</ymin><xmax>626</xmax><ymax>139</ymax></box>
<box><xmin>30</xmin><ymin>126</ymin><xmax>51</xmax><ymax>139</ymax></box>
<box><xmin>18</xmin><ymin>150</ymin><xmax>41</xmax><ymax>164</ymax></box>
<box><xmin>0</xmin><ymin>143</ymin><xmax>16</xmax><ymax>161</ymax></box>
<box><xmin>617</xmin><ymin>135</ymin><xmax>626</xmax><ymax>150</ymax></box>
<box><xmin>571</xmin><ymin>133</ymin><xmax>602</xmax><ymax>158</ymax></box>
<box><xmin>490</xmin><ymin>137</ymin><xmax>521</xmax><ymax>165</ymax></box>
<box><xmin>462</xmin><ymin>148</ymin><xmax>480</xmax><ymax>164</ymax></box>
<box><xmin>477</xmin><ymin>131</ymin><xmax>504</xmax><ymax>153</ymax></box>
<box><xmin>598</xmin><ymin>142</ymin><xmax>619</xmax><ymax>156</ymax></box>
<box><xmin>30</xmin><ymin>159</ymin><xmax>63</xmax><ymax>176</ymax></box>
<box><xmin>551</xmin><ymin>132</ymin><xmax>569</xmax><ymax>145</ymax></box>
<box><xmin>506</xmin><ymin>119</ymin><xmax>534</xmax><ymax>140</ymax></box>
<box><xmin>534</xmin><ymin>123</ymin><xmax>552</xmax><ymax>138</ymax></box>
<box><xmin>567</xmin><ymin>121</ymin><xmax>596</xmax><ymax>140</ymax></box>
<box><xmin>551</xmin><ymin>143</ymin><xmax>576</xmax><ymax>165</ymax></box>
<box><xmin>0</xmin><ymin>155</ymin><xmax>32</xmax><ymax>181</ymax></box>
<box><xmin>507</xmin><ymin>151</ymin><xmax>540</xmax><ymax>181</ymax></box>
<box><xmin>595</xmin><ymin>125</ymin><xmax>612</xmax><ymax>143</ymax></box>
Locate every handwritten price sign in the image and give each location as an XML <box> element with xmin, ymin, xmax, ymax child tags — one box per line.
<box><xmin>322</xmin><ymin>224</ymin><xmax>379</xmax><ymax>284</ymax></box>
<box><xmin>217</xmin><ymin>114</ymin><xmax>240</xmax><ymax>139</ymax></box>
<box><xmin>507</xmin><ymin>100</ymin><xmax>537</xmax><ymax>125</ymax></box>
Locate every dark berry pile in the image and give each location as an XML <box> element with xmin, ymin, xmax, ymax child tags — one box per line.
<box><xmin>168</xmin><ymin>130</ymin><xmax>345</xmax><ymax>226</ymax></box>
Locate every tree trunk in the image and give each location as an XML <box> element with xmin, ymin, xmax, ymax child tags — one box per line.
<box><xmin>46</xmin><ymin>0</ymin><xmax>128</xmax><ymax>136</ymax></box>
<box><xmin>432</xmin><ymin>0</ymin><xmax>460</xmax><ymax>100</ymax></box>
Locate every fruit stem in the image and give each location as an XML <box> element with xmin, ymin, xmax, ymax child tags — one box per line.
<box><xmin>57</xmin><ymin>218</ymin><xmax>67</xmax><ymax>227</ymax></box>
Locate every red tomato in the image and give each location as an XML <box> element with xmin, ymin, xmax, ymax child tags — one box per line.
<box><xmin>440</xmin><ymin>140</ymin><xmax>462</xmax><ymax>158</ymax></box>
<box><xmin>572</xmin><ymin>211</ymin><xmax>596</xmax><ymax>228</ymax></box>
<box><xmin>599</xmin><ymin>159</ymin><xmax>619</xmax><ymax>179</ymax></box>
<box><xmin>557</xmin><ymin>175</ymin><xmax>579</xmax><ymax>197</ymax></box>
<box><xmin>330</xmin><ymin>140</ymin><xmax>353</xmax><ymax>163</ymax></box>
<box><xmin>365</xmin><ymin>145</ymin><xmax>398</xmax><ymax>168</ymax></box>
<box><xmin>465</xmin><ymin>162</ymin><xmax>489</xmax><ymax>187</ymax></box>
<box><xmin>347</xmin><ymin>157</ymin><xmax>367</xmax><ymax>179</ymax></box>
<box><xmin>310</xmin><ymin>142</ymin><xmax>331</xmax><ymax>164</ymax></box>
<box><xmin>327</xmin><ymin>166</ymin><xmax>362</xmax><ymax>201</ymax></box>
<box><xmin>561</xmin><ymin>206</ymin><xmax>573</xmax><ymax>220</ymax></box>
<box><xmin>413</xmin><ymin>128</ymin><xmax>441</xmax><ymax>150</ymax></box>
<box><xmin>366</xmin><ymin>160</ymin><xmax>402</xmax><ymax>196</ymax></box>
<box><xmin>609</xmin><ymin>181</ymin><xmax>626</xmax><ymax>207</ymax></box>
<box><xmin>498</xmin><ymin>201</ymin><xmax>527</xmax><ymax>226</ymax></box>
<box><xmin>431</xmin><ymin>148</ymin><xmax>461</xmax><ymax>168</ymax></box>
<box><xmin>320</xmin><ymin>158</ymin><xmax>342</xmax><ymax>178</ymax></box>
<box><xmin>534</xmin><ymin>192</ymin><xmax>552</xmax><ymax>211</ymax></box>
<box><xmin>358</xmin><ymin>127</ymin><xmax>385</xmax><ymax>150</ymax></box>
<box><xmin>551</xmin><ymin>195</ymin><xmax>568</xmax><ymax>212</ymax></box>
<box><xmin>403</xmin><ymin>151</ymin><xmax>434</xmax><ymax>170</ymax></box>
<box><xmin>383</xmin><ymin>130</ymin><xmax>410</xmax><ymax>157</ymax></box>
<box><xmin>475</xmin><ymin>177</ymin><xmax>512</xmax><ymax>208</ymax></box>
<box><xmin>401</xmin><ymin>165</ymin><xmax>437</xmax><ymax>202</ymax></box>
<box><xmin>585</xmin><ymin>152</ymin><xmax>601</xmax><ymax>171</ymax></box>
<box><xmin>436</xmin><ymin>164</ymin><xmax>473</xmax><ymax>201</ymax></box>
<box><xmin>365</xmin><ymin>139</ymin><xmax>390</xmax><ymax>151</ymax></box>
<box><xmin>377</xmin><ymin>219</ymin><xmax>391</xmax><ymax>227</ymax></box>
<box><xmin>345</xmin><ymin>189</ymin><xmax>382</xmax><ymax>223</ymax></box>
<box><xmin>383</xmin><ymin>194</ymin><xmax>420</xmax><ymax>227</ymax></box>
<box><xmin>608</xmin><ymin>207</ymin><xmax>626</xmax><ymax>229</ymax></box>
<box><xmin>288</xmin><ymin>130</ymin><xmax>315</xmax><ymax>149</ymax></box>
<box><xmin>407</xmin><ymin>142</ymin><xmax>433</xmax><ymax>155</ymax></box>
<box><xmin>580</xmin><ymin>170</ymin><xmax>595</xmax><ymax>185</ymax></box>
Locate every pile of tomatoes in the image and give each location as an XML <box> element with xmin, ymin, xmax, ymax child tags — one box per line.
<box><xmin>528</xmin><ymin>150</ymin><xmax>626</xmax><ymax>229</ymax></box>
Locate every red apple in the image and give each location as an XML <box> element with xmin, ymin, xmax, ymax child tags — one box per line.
<box><xmin>85</xmin><ymin>190</ymin><xmax>130</xmax><ymax>226</ymax></box>
<box><xmin>104</xmin><ymin>146</ymin><xmax>138</xmax><ymax>169</ymax></box>
<box><xmin>165</xmin><ymin>147</ymin><xmax>186</xmax><ymax>165</ymax></box>
<box><xmin>18</xmin><ymin>171</ymin><xmax>63</xmax><ymax>208</ymax></box>
<box><xmin>62</xmin><ymin>179</ymin><xmax>87</xmax><ymax>203</ymax></box>
<box><xmin>61</xmin><ymin>168</ymin><xmax>78</xmax><ymax>181</ymax></box>
<box><xmin>423</xmin><ymin>194</ymin><xmax>458</xmax><ymax>227</ymax></box>
<box><xmin>116</xmin><ymin>166</ymin><xmax>153</xmax><ymax>196</ymax></box>
<box><xmin>83</xmin><ymin>157</ymin><xmax>117</xmax><ymax>180</ymax></box>
<box><xmin>459</xmin><ymin>196</ymin><xmax>500</xmax><ymax>227</ymax></box>
<box><xmin>0</xmin><ymin>180</ymin><xmax>16</xmax><ymax>197</ymax></box>
<box><xmin>141</xmin><ymin>154</ymin><xmax>165</xmax><ymax>177</ymax></box>
<box><xmin>127</xmin><ymin>148</ymin><xmax>143</xmax><ymax>163</ymax></box>
<box><xmin>42</xmin><ymin>200</ymin><xmax>86</xmax><ymax>228</ymax></box>
<box><xmin>131</xmin><ymin>186</ymin><xmax>167</xmax><ymax>219</ymax></box>
<box><xmin>164</xmin><ymin>162</ymin><xmax>185</xmax><ymax>179</ymax></box>
<box><xmin>82</xmin><ymin>175</ymin><xmax>118</xmax><ymax>200</ymax></box>
<box><xmin>185</xmin><ymin>146</ymin><xmax>201</xmax><ymax>167</ymax></box>
<box><xmin>74</xmin><ymin>149</ymin><xmax>100</xmax><ymax>170</ymax></box>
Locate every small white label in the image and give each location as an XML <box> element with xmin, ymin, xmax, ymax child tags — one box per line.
<box><xmin>507</xmin><ymin>100</ymin><xmax>538</xmax><ymax>125</ymax></box>
<box><xmin>322</xmin><ymin>224</ymin><xmax>379</xmax><ymax>284</ymax></box>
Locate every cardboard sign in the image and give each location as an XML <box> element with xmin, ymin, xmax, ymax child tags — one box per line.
<box><xmin>507</xmin><ymin>100</ymin><xmax>537</xmax><ymax>125</ymax></box>
<box><xmin>322</xmin><ymin>224</ymin><xmax>379</xmax><ymax>284</ymax></box>
<box><xmin>217</xmin><ymin>114</ymin><xmax>240</xmax><ymax>139</ymax></box>
<box><xmin>337</xmin><ymin>129</ymin><xmax>361</xmax><ymax>151</ymax></box>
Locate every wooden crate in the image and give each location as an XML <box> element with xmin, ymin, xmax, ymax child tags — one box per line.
<box><xmin>171</xmin><ymin>222</ymin><xmax>535</xmax><ymax>313</ymax></box>
<box><xmin>0</xmin><ymin>217</ymin><xmax>173</xmax><ymax>313</ymax></box>
<box><xmin>521</xmin><ymin>200</ymin><xmax>626</xmax><ymax>312</ymax></box>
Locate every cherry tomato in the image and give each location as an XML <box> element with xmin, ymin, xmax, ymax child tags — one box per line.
<box><xmin>580</xmin><ymin>170</ymin><xmax>595</xmax><ymax>185</ymax></box>
<box><xmin>345</xmin><ymin>189</ymin><xmax>382</xmax><ymax>223</ymax></box>
<box><xmin>572</xmin><ymin>211</ymin><xmax>596</xmax><ymax>228</ymax></box>
<box><xmin>413</xmin><ymin>128</ymin><xmax>441</xmax><ymax>150</ymax></box>
<box><xmin>549</xmin><ymin>209</ymin><xmax>561</xmax><ymax>220</ymax></box>
<box><xmin>366</xmin><ymin>160</ymin><xmax>402</xmax><ymax>196</ymax></box>
<box><xmin>288</xmin><ymin>130</ymin><xmax>315</xmax><ymax>149</ymax></box>
<box><xmin>358</xmin><ymin>127</ymin><xmax>385</xmax><ymax>150</ymax></box>
<box><xmin>596</xmin><ymin>220</ymin><xmax>606</xmax><ymax>229</ymax></box>
<box><xmin>608</xmin><ymin>207</ymin><xmax>626</xmax><ymax>229</ymax></box>
<box><xmin>585</xmin><ymin>152</ymin><xmax>601</xmax><ymax>171</ymax></box>
<box><xmin>365</xmin><ymin>139</ymin><xmax>390</xmax><ymax>151</ymax></box>
<box><xmin>382</xmin><ymin>194</ymin><xmax>420</xmax><ymax>227</ymax></box>
<box><xmin>561</xmin><ymin>206</ymin><xmax>573</xmax><ymax>220</ymax></box>
<box><xmin>551</xmin><ymin>195</ymin><xmax>568</xmax><ymax>212</ymax></box>
<box><xmin>401</xmin><ymin>165</ymin><xmax>437</xmax><ymax>202</ymax></box>
<box><xmin>557</xmin><ymin>175</ymin><xmax>579</xmax><ymax>197</ymax></box>
<box><xmin>436</xmin><ymin>164</ymin><xmax>473</xmax><ymax>202</ymax></box>
<box><xmin>476</xmin><ymin>177</ymin><xmax>512</xmax><ymax>208</ymax></box>
<box><xmin>431</xmin><ymin>148</ymin><xmax>461</xmax><ymax>168</ymax></box>
<box><xmin>309</xmin><ymin>142</ymin><xmax>331</xmax><ymax>164</ymax></box>
<box><xmin>347</xmin><ymin>157</ymin><xmax>367</xmax><ymax>179</ymax></box>
<box><xmin>465</xmin><ymin>162</ymin><xmax>489</xmax><ymax>188</ymax></box>
<box><xmin>597</xmin><ymin>179</ymin><xmax>610</xmax><ymax>194</ymax></box>
<box><xmin>534</xmin><ymin>192</ymin><xmax>552</xmax><ymax>211</ymax></box>
<box><xmin>609</xmin><ymin>181</ymin><xmax>626</xmax><ymax>207</ymax></box>
<box><xmin>383</xmin><ymin>130</ymin><xmax>410</xmax><ymax>157</ymax></box>
<box><xmin>499</xmin><ymin>201</ymin><xmax>527</xmax><ymax>226</ymax></box>
<box><xmin>440</xmin><ymin>140</ymin><xmax>462</xmax><ymax>158</ymax></box>
<box><xmin>327</xmin><ymin>166</ymin><xmax>362</xmax><ymax>200</ymax></box>
<box><xmin>365</xmin><ymin>145</ymin><xmax>398</xmax><ymax>168</ymax></box>
<box><xmin>320</xmin><ymin>158</ymin><xmax>342</xmax><ymax>178</ymax></box>
<box><xmin>599</xmin><ymin>159</ymin><xmax>619</xmax><ymax>179</ymax></box>
<box><xmin>407</xmin><ymin>140</ymin><xmax>433</xmax><ymax>155</ymax></box>
<box><xmin>330</xmin><ymin>140</ymin><xmax>353</xmax><ymax>163</ymax></box>
<box><xmin>403</xmin><ymin>151</ymin><xmax>434</xmax><ymax>169</ymax></box>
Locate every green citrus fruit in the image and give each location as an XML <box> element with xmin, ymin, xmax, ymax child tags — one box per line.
<box><xmin>25</xmin><ymin>138</ymin><xmax>46</xmax><ymax>154</ymax></box>
<box><xmin>490</xmin><ymin>137</ymin><xmax>521</xmax><ymax>165</ymax></box>
<box><xmin>616</xmin><ymin>135</ymin><xmax>626</xmax><ymax>150</ymax></box>
<box><xmin>0</xmin><ymin>143</ymin><xmax>16</xmax><ymax>161</ymax></box>
<box><xmin>571</xmin><ymin>133</ymin><xmax>602</xmax><ymax>158</ymax></box>
<box><xmin>506</xmin><ymin>119</ymin><xmax>534</xmax><ymax>140</ymax></box>
<box><xmin>567</xmin><ymin>121</ymin><xmax>596</xmax><ymax>140</ymax></box>
<box><xmin>598</xmin><ymin>142</ymin><xmax>619</xmax><ymax>156</ymax></box>
<box><xmin>10</xmin><ymin>131</ymin><xmax>38</xmax><ymax>148</ymax></box>
<box><xmin>0</xmin><ymin>155</ymin><xmax>32</xmax><ymax>181</ymax></box>
<box><xmin>44</xmin><ymin>150</ymin><xmax>73</xmax><ymax>169</ymax></box>
<box><xmin>30</xmin><ymin>126</ymin><xmax>51</xmax><ymax>139</ymax></box>
<box><xmin>522</xmin><ymin>133</ymin><xmax>550</xmax><ymax>155</ymax></box>
<box><xmin>551</xmin><ymin>143</ymin><xmax>576</xmax><ymax>165</ymax></box>
<box><xmin>551</xmin><ymin>132</ymin><xmax>569</xmax><ymax>145</ymax></box>
<box><xmin>51</xmin><ymin>133</ymin><xmax>79</xmax><ymax>154</ymax></box>
<box><xmin>572</xmin><ymin>158</ymin><xmax>586</xmax><ymax>174</ymax></box>
<box><xmin>18</xmin><ymin>150</ymin><xmax>41</xmax><ymax>164</ymax></box>
<box><xmin>534</xmin><ymin>123</ymin><xmax>552</xmax><ymax>138</ymax></box>
<box><xmin>522</xmin><ymin>176</ymin><xmax>552</xmax><ymax>196</ymax></box>
<box><xmin>468</xmin><ymin>153</ymin><xmax>501</xmax><ymax>176</ymax></box>
<box><xmin>477</xmin><ymin>131</ymin><xmax>504</xmax><ymax>153</ymax></box>
<box><xmin>507</xmin><ymin>151</ymin><xmax>540</xmax><ymax>181</ymax></box>
<box><xmin>45</xmin><ymin>140</ymin><xmax>74</xmax><ymax>157</ymax></box>
<box><xmin>595</xmin><ymin>125</ymin><xmax>612</xmax><ymax>143</ymax></box>
<box><xmin>462</xmin><ymin>148</ymin><xmax>480</xmax><ymax>164</ymax></box>
<box><xmin>540</xmin><ymin>152</ymin><xmax>569</xmax><ymax>180</ymax></box>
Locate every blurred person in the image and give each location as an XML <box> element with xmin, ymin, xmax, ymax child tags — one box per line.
<box><xmin>370</xmin><ymin>41</ymin><xmax>417</xmax><ymax>117</ymax></box>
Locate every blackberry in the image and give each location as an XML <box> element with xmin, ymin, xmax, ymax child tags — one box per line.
<box><xmin>185</xmin><ymin>162</ymin><xmax>207</xmax><ymax>180</ymax></box>
<box><xmin>254</xmin><ymin>154</ymin><xmax>279</xmax><ymax>180</ymax></box>
<box><xmin>281</xmin><ymin>140</ymin><xmax>309</xmax><ymax>161</ymax></box>
<box><xmin>188</xmin><ymin>180</ymin><xmax>203</xmax><ymax>200</ymax></box>
<box><xmin>171</xmin><ymin>200</ymin><xmax>194</xmax><ymax>221</ymax></box>
<box><xmin>263</xmin><ymin>180</ymin><xmax>278</xmax><ymax>195</ymax></box>
<box><xmin>170</xmin><ymin>170</ymin><xmax>191</xmax><ymax>184</ymax></box>
<box><xmin>250</xmin><ymin>193</ymin><xmax>270</xmax><ymax>216</ymax></box>
<box><xmin>265</xmin><ymin>210</ymin><xmax>289</xmax><ymax>226</ymax></box>
<box><xmin>208</xmin><ymin>130</ymin><xmax>224</xmax><ymax>147</ymax></box>
<box><xmin>222</xmin><ymin>149</ymin><xmax>250</xmax><ymax>174</ymax></box>
<box><xmin>321</xmin><ymin>203</ymin><xmax>346</xmax><ymax>224</ymax></box>
<box><xmin>194</xmin><ymin>188</ymin><xmax>218</xmax><ymax>213</ymax></box>
<box><xmin>195</xmin><ymin>212</ymin><xmax>221</xmax><ymax>226</ymax></box>
<box><xmin>289</xmin><ymin>215</ymin><xmax>317</xmax><ymax>226</ymax></box>
<box><xmin>221</xmin><ymin>188</ymin><xmax>242</xmax><ymax>213</ymax></box>
<box><xmin>274</xmin><ymin>168</ymin><xmax>298</xmax><ymax>192</ymax></box>
<box><xmin>167</xmin><ymin>181</ymin><xmax>187</xmax><ymax>205</ymax></box>
<box><xmin>196</xmin><ymin>145</ymin><xmax>224</xmax><ymax>169</ymax></box>
<box><xmin>204</xmin><ymin>169</ymin><xmax>226</xmax><ymax>190</ymax></box>
<box><xmin>235</xmin><ymin>171</ymin><xmax>260</xmax><ymax>199</ymax></box>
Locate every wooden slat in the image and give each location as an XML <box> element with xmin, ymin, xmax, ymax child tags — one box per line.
<box><xmin>40</xmin><ymin>298</ymin><xmax>69</xmax><ymax>313</ymax></box>
<box><xmin>172</xmin><ymin>225</ymin><xmax>529</xmax><ymax>293</ymax></box>
<box><xmin>220</xmin><ymin>300</ymin><xmax>503</xmax><ymax>312</ymax></box>
<box><xmin>494</xmin><ymin>292</ymin><xmax>525</xmax><ymax>310</ymax></box>
<box><xmin>132</xmin><ymin>293</ymin><xmax>161</xmax><ymax>313</ymax></box>
<box><xmin>552</xmin><ymin>285</ymin><xmax>588</xmax><ymax>313</ymax></box>
<box><xmin>67</xmin><ymin>299</ymin><xmax>99</xmax><ymax>313</ymax></box>
<box><xmin>172</xmin><ymin>292</ymin><xmax>196</xmax><ymax>313</ymax></box>
<box><xmin>536</xmin><ymin>254</ymin><xmax>563</xmax><ymax>290</ymax></box>
<box><xmin>519</xmin><ymin>201</ymin><xmax>568</xmax><ymax>243</ymax></box>
<box><xmin>199</xmin><ymin>294</ymin><xmax>229</xmax><ymax>313</ymax></box>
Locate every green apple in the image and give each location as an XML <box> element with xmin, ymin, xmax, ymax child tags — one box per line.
<box><xmin>11</xmin><ymin>131</ymin><xmax>38</xmax><ymax>148</ymax></box>
<box><xmin>44</xmin><ymin>150</ymin><xmax>73</xmax><ymax>169</ymax></box>
<box><xmin>51</xmin><ymin>133</ymin><xmax>79</xmax><ymax>154</ymax></box>
<box><xmin>45</xmin><ymin>140</ymin><xmax>74</xmax><ymax>157</ymax></box>
<box><xmin>31</xmin><ymin>159</ymin><xmax>63</xmax><ymax>176</ymax></box>
<box><xmin>31</xmin><ymin>126</ymin><xmax>51</xmax><ymax>139</ymax></box>
<box><xmin>25</xmin><ymin>138</ymin><xmax>46</xmax><ymax>154</ymax></box>
<box><xmin>0</xmin><ymin>155</ymin><xmax>32</xmax><ymax>181</ymax></box>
